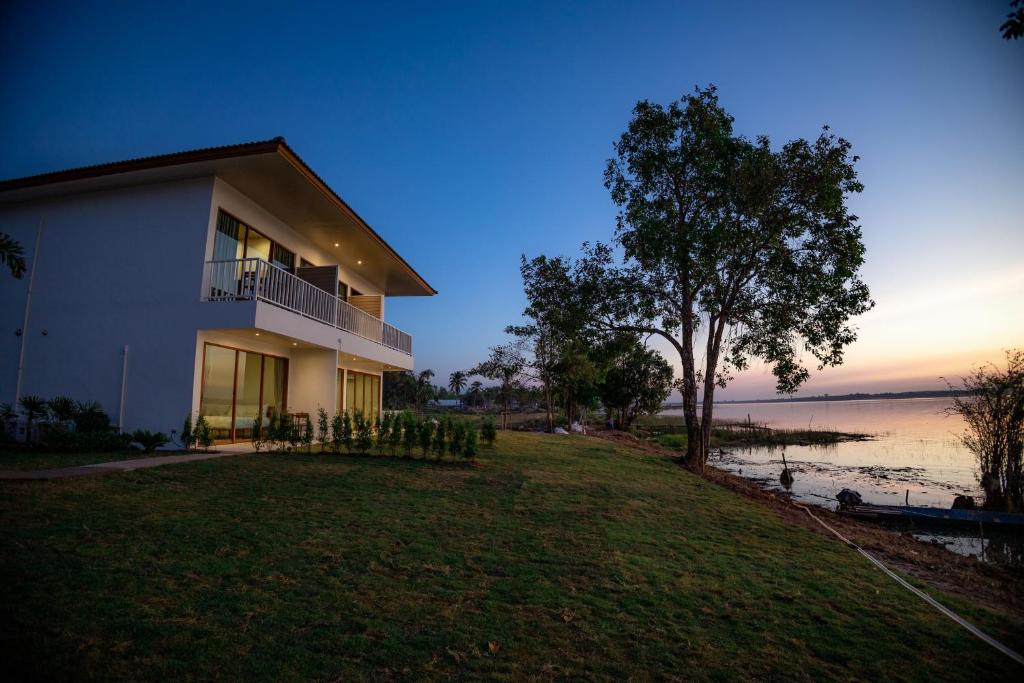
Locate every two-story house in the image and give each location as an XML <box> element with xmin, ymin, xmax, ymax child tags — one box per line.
<box><xmin>0</xmin><ymin>138</ymin><xmax>435</xmax><ymax>442</ymax></box>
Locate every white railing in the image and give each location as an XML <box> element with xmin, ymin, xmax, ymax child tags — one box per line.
<box><xmin>204</xmin><ymin>258</ymin><xmax>412</xmax><ymax>355</ymax></box>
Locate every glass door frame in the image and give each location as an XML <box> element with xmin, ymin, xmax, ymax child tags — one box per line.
<box><xmin>200</xmin><ymin>342</ymin><xmax>290</xmax><ymax>443</ymax></box>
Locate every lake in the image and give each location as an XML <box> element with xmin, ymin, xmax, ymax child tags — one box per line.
<box><xmin>661</xmin><ymin>398</ymin><xmax>1021</xmax><ymax>566</ymax></box>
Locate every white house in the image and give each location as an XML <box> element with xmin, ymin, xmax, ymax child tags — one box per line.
<box><xmin>0</xmin><ymin>138</ymin><xmax>435</xmax><ymax>442</ymax></box>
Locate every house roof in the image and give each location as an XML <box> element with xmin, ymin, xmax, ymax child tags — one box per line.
<box><xmin>0</xmin><ymin>138</ymin><xmax>437</xmax><ymax>296</ymax></box>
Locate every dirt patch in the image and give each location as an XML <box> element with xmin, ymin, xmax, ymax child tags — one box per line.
<box><xmin>590</xmin><ymin>429</ymin><xmax>1024</xmax><ymax>619</ymax></box>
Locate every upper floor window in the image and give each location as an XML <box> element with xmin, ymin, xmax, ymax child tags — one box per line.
<box><xmin>213</xmin><ymin>210</ymin><xmax>296</xmax><ymax>273</ymax></box>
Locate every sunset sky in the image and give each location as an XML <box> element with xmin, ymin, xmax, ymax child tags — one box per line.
<box><xmin>1</xmin><ymin>1</ymin><xmax>1021</xmax><ymax>399</ymax></box>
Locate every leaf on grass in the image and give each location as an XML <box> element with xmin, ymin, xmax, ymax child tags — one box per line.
<box><xmin>488</xmin><ymin>640</ymin><xmax>501</xmax><ymax>654</ymax></box>
<box><xmin>560</xmin><ymin>607</ymin><xmax>574</xmax><ymax>623</ymax></box>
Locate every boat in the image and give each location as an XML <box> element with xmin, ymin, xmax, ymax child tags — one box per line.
<box><xmin>837</xmin><ymin>503</ymin><xmax>1024</xmax><ymax>529</ymax></box>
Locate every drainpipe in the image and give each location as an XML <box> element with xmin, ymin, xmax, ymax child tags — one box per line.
<box><xmin>14</xmin><ymin>218</ymin><xmax>45</xmax><ymax>405</ymax></box>
<box><xmin>118</xmin><ymin>345</ymin><xmax>129</xmax><ymax>432</ymax></box>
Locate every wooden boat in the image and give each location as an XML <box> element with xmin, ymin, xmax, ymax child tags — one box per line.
<box><xmin>837</xmin><ymin>503</ymin><xmax>1024</xmax><ymax>529</ymax></box>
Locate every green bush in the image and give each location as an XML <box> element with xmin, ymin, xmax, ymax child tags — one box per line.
<box><xmin>47</xmin><ymin>429</ymin><xmax>132</xmax><ymax>453</ymax></box>
<box><xmin>481</xmin><ymin>416</ymin><xmax>497</xmax><ymax>446</ymax></box>
<box><xmin>389</xmin><ymin>413</ymin><xmax>404</xmax><ymax>456</ymax></box>
<box><xmin>317</xmin><ymin>408</ymin><xmax>330</xmax><ymax>447</ymax></box>
<box><xmin>47</xmin><ymin>396</ymin><xmax>77</xmax><ymax>422</ymax></box>
<box><xmin>195</xmin><ymin>415</ymin><xmax>213</xmax><ymax>451</ymax></box>
<box><xmin>251</xmin><ymin>417</ymin><xmax>265</xmax><ymax>452</ymax></box>
<box><xmin>432</xmin><ymin>418</ymin><xmax>447</xmax><ymax>458</ymax></box>
<box><xmin>341</xmin><ymin>412</ymin><xmax>354</xmax><ymax>454</ymax></box>
<box><xmin>181</xmin><ymin>414</ymin><xmax>194</xmax><ymax>450</ymax></box>
<box><xmin>418</xmin><ymin>419</ymin><xmax>433</xmax><ymax>458</ymax></box>
<box><xmin>331</xmin><ymin>413</ymin><xmax>343</xmax><ymax>454</ymax></box>
<box><xmin>354</xmin><ymin>411</ymin><xmax>372</xmax><ymax>454</ymax></box>
<box><xmin>401</xmin><ymin>413</ymin><xmax>417</xmax><ymax>457</ymax></box>
<box><xmin>301</xmin><ymin>415</ymin><xmax>314</xmax><ymax>453</ymax></box>
<box><xmin>449</xmin><ymin>421</ymin><xmax>465</xmax><ymax>457</ymax></box>
<box><xmin>377</xmin><ymin>413</ymin><xmax>391</xmax><ymax>453</ymax></box>
<box><xmin>131</xmin><ymin>430</ymin><xmax>169</xmax><ymax>453</ymax></box>
<box><xmin>464</xmin><ymin>424</ymin><xmax>479</xmax><ymax>461</ymax></box>
<box><xmin>73</xmin><ymin>401</ymin><xmax>111</xmax><ymax>433</ymax></box>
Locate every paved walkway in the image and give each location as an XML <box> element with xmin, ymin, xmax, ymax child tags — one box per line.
<box><xmin>0</xmin><ymin>450</ymin><xmax>252</xmax><ymax>481</ymax></box>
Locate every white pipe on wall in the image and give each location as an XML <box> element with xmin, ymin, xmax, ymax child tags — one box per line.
<box><xmin>119</xmin><ymin>345</ymin><xmax>129</xmax><ymax>432</ymax></box>
<box><xmin>14</xmin><ymin>218</ymin><xmax>45</xmax><ymax>405</ymax></box>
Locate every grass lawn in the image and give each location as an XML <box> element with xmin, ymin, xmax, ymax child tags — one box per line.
<box><xmin>1</xmin><ymin>432</ymin><xmax>1020</xmax><ymax>680</ymax></box>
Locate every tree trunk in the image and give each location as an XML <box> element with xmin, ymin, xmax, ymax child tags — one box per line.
<box><xmin>679</xmin><ymin>311</ymin><xmax>701</xmax><ymax>468</ymax></box>
<box><xmin>544</xmin><ymin>381</ymin><xmax>555</xmax><ymax>433</ymax></box>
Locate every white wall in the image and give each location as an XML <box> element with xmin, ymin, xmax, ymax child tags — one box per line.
<box><xmin>0</xmin><ymin>178</ymin><xmax>216</xmax><ymax>432</ymax></box>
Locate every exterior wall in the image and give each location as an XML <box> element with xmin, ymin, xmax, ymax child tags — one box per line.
<box><xmin>289</xmin><ymin>348</ymin><xmax>337</xmax><ymax>418</ymax></box>
<box><xmin>0</xmin><ymin>178</ymin><xmax>216</xmax><ymax>433</ymax></box>
<box><xmin>208</xmin><ymin>179</ymin><xmax>382</xmax><ymax>302</ymax></box>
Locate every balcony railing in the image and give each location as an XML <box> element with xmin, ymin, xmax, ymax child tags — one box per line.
<box><xmin>204</xmin><ymin>258</ymin><xmax>412</xmax><ymax>355</ymax></box>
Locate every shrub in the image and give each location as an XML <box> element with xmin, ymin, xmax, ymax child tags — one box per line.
<box><xmin>47</xmin><ymin>396</ymin><xmax>77</xmax><ymax>422</ymax></box>
<box><xmin>464</xmin><ymin>424</ymin><xmax>479</xmax><ymax>461</ymax></box>
<box><xmin>481</xmin><ymin>416</ymin><xmax>497</xmax><ymax>446</ymax></box>
<box><xmin>341</xmin><ymin>411</ymin><xmax>354</xmax><ymax>454</ymax></box>
<box><xmin>302</xmin><ymin>415</ymin><xmax>314</xmax><ymax>453</ymax></box>
<box><xmin>285</xmin><ymin>415</ymin><xmax>301</xmax><ymax>452</ymax></box>
<box><xmin>317</xmin><ymin>407</ymin><xmax>330</xmax><ymax>447</ymax></box>
<box><xmin>74</xmin><ymin>401</ymin><xmax>111</xmax><ymax>433</ymax></box>
<box><xmin>354</xmin><ymin>411</ymin><xmax>373</xmax><ymax>454</ymax></box>
<box><xmin>377</xmin><ymin>413</ymin><xmax>391</xmax><ymax>454</ymax></box>
<box><xmin>131</xmin><ymin>430</ymin><xmax>170</xmax><ymax>453</ymax></box>
<box><xmin>401</xmin><ymin>413</ymin><xmax>417</xmax><ymax>457</ymax></box>
<box><xmin>417</xmin><ymin>418</ymin><xmax>433</xmax><ymax>458</ymax></box>
<box><xmin>331</xmin><ymin>413</ymin><xmax>343</xmax><ymax>454</ymax></box>
<box><xmin>389</xmin><ymin>413</ymin><xmax>404</xmax><ymax>456</ymax></box>
<box><xmin>18</xmin><ymin>395</ymin><xmax>48</xmax><ymax>443</ymax></box>
<box><xmin>433</xmin><ymin>418</ymin><xmax>447</xmax><ymax>459</ymax></box>
<box><xmin>266</xmin><ymin>412</ymin><xmax>281</xmax><ymax>452</ymax></box>
<box><xmin>48</xmin><ymin>429</ymin><xmax>132</xmax><ymax>453</ymax></box>
<box><xmin>449</xmin><ymin>420</ymin><xmax>465</xmax><ymax>457</ymax></box>
<box><xmin>251</xmin><ymin>417</ymin><xmax>265</xmax><ymax>452</ymax></box>
<box><xmin>195</xmin><ymin>414</ymin><xmax>213</xmax><ymax>451</ymax></box>
<box><xmin>181</xmin><ymin>414</ymin><xmax>194</xmax><ymax>450</ymax></box>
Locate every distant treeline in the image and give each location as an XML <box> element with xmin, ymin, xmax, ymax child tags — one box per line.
<box><xmin>662</xmin><ymin>390</ymin><xmax>960</xmax><ymax>408</ymax></box>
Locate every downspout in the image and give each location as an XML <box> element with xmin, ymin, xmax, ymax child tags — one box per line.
<box><xmin>119</xmin><ymin>345</ymin><xmax>129</xmax><ymax>432</ymax></box>
<box><xmin>14</xmin><ymin>218</ymin><xmax>45</xmax><ymax>405</ymax></box>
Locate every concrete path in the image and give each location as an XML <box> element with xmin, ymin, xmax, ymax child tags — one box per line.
<box><xmin>0</xmin><ymin>450</ymin><xmax>252</xmax><ymax>481</ymax></box>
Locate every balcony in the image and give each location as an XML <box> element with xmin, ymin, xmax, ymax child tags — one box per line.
<box><xmin>203</xmin><ymin>258</ymin><xmax>412</xmax><ymax>355</ymax></box>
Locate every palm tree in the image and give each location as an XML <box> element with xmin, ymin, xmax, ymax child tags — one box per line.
<box><xmin>414</xmin><ymin>369</ymin><xmax>435</xmax><ymax>413</ymax></box>
<box><xmin>468</xmin><ymin>381</ymin><xmax>483</xmax><ymax>408</ymax></box>
<box><xmin>448</xmin><ymin>370</ymin><xmax>467</xmax><ymax>398</ymax></box>
<box><xmin>0</xmin><ymin>233</ymin><xmax>27</xmax><ymax>279</ymax></box>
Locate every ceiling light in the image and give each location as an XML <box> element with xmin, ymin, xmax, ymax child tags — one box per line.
<box><xmin>292</xmin><ymin>342</ymin><xmax>298</xmax><ymax>346</ymax></box>
<box><xmin>357</xmin><ymin>260</ymin><xmax>362</xmax><ymax>265</ymax></box>
<box><xmin>255</xmin><ymin>332</ymin><xmax>260</xmax><ymax>336</ymax></box>
<box><xmin>334</xmin><ymin>242</ymin><xmax>339</xmax><ymax>247</ymax></box>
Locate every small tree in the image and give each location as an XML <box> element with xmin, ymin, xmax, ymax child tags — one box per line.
<box><xmin>464</xmin><ymin>424</ymin><xmax>479</xmax><ymax>461</ymax></box>
<box><xmin>18</xmin><ymin>395</ymin><xmax>48</xmax><ymax>444</ymax></box>
<box><xmin>286</xmin><ymin>416</ymin><xmax>301</xmax><ymax>452</ymax></box>
<box><xmin>195</xmin><ymin>414</ymin><xmax>213</xmax><ymax>451</ymax></box>
<box><xmin>948</xmin><ymin>350</ymin><xmax>1024</xmax><ymax>512</ymax></box>
<box><xmin>433</xmin><ymin>418</ymin><xmax>447</xmax><ymax>458</ymax></box>
<box><xmin>469</xmin><ymin>344</ymin><xmax>527</xmax><ymax>430</ymax></box>
<box><xmin>418</xmin><ymin>419</ymin><xmax>433</xmax><ymax>458</ymax></box>
<box><xmin>341</xmin><ymin>411</ymin><xmax>354</xmax><ymax>455</ymax></box>
<box><xmin>251</xmin><ymin>417</ymin><xmax>265</xmax><ymax>452</ymax></box>
<box><xmin>47</xmin><ymin>396</ymin><xmax>77</xmax><ymax>423</ymax></box>
<box><xmin>181</xmin><ymin>414</ymin><xmax>194</xmax><ymax>450</ymax></box>
<box><xmin>401</xmin><ymin>412</ymin><xmax>417</xmax><ymax>457</ymax></box>
<box><xmin>388</xmin><ymin>412</ymin><xmax>404</xmax><ymax>456</ymax></box>
<box><xmin>481</xmin><ymin>416</ymin><xmax>497</xmax><ymax>446</ymax></box>
<box><xmin>131</xmin><ymin>430</ymin><xmax>169</xmax><ymax>453</ymax></box>
<box><xmin>377</xmin><ymin>413</ymin><xmax>392</xmax><ymax>454</ymax></box>
<box><xmin>355</xmin><ymin>411</ymin><xmax>373</xmax><ymax>455</ymax></box>
<box><xmin>302</xmin><ymin>415</ymin><xmax>314</xmax><ymax>453</ymax></box>
<box><xmin>317</xmin><ymin>407</ymin><xmax>330</xmax><ymax>448</ymax></box>
<box><xmin>449</xmin><ymin>420</ymin><xmax>465</xmax><ymax>457</ymax></box>
<box><xmin>331</xmin><ymin>413</ymin><xmax>344</xmax><ymax>454</ymax></box>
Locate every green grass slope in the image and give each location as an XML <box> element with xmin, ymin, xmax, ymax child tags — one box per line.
<box><xmin>1</xmin><ymin>432</ymin><xmax>1020</xmax><ymax>680</ymax></box>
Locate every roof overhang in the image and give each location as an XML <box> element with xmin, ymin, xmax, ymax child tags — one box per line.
<box><xmin>0</xmin><ymin>138</ymin><xmax>436</xmax><ymax>296</ymax></box>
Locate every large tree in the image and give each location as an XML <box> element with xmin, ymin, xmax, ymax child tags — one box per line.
<box><xmin>468</xmin><ymin>343</ymin><xmax>527</xmax><ymax>429</ymax></box>
<box><xmin>570</xmin><ymin>86</ymin><xmax>871</xmax><ymax>470</ymax></box>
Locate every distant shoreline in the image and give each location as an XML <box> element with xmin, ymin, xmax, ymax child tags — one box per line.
<box><xmin>661</xmin><ymin>389</ymin><xmax>958</xmax><ymax>409</ymax></box>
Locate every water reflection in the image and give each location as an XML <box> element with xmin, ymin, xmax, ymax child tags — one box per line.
<box><xmin>663</xmin><ymin>398</ymin><xmax>1023</xmax><ymax>566</ymax></box>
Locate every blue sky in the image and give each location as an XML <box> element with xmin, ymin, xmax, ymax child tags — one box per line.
<box><xmin>2</xmin><ymin>1</ymin><xmax>1021</xmax><ymax>398</ymax></box>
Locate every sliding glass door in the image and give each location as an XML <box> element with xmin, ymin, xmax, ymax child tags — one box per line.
<box><xmin>200</xmin><ymin>343</ymin><xmax>288</xmax><ymax>442</ymax></box>
<box><xmin>343</xmin><ymin>370</ymin><xmax>380</xmax><ymax>422</ymax></box>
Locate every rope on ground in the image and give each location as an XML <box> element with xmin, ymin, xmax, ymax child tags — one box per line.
<box><xmin>794</xmin><ymin>503</ymin><xmax>1024</xmax><ymax>667</ymax></box>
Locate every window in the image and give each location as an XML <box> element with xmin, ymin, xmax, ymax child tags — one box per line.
<box><xmin>199</xmin><ymin>343</ymin><xmax>288</xmax><ymax>442</ymax></box>
<box><xmin>212</xmin><ymin>210</ymin><xmax>296</xmax><ymax>273</ymax></box>
<box><xmin>344</xmin><ymin>370</ymin><xmax>380</xmax><ymax>422</ymax></box>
